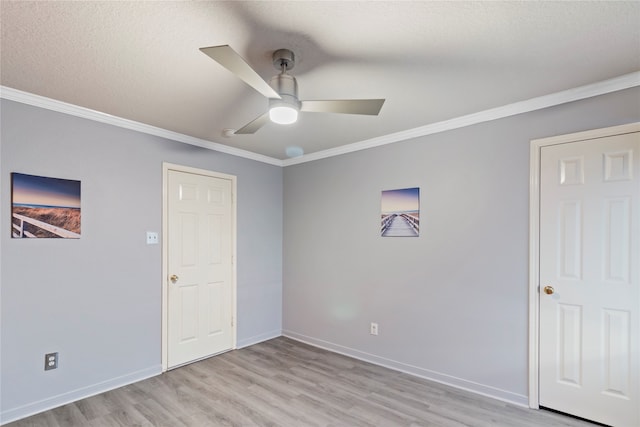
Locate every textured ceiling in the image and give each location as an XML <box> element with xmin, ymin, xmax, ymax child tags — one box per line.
<box><xmin>1</xmin><ymin>1</ymin><xmax>639</xmax><ymax>160</ymax></box>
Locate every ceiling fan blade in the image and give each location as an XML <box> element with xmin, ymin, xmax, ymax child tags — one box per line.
<box><xmin>301</xmin><ymin>99</ymin><xmax>385</xmax><ymax>115</ymax></box>
<box><xmin>234</xmin><ymin>112</ymin><xmax>270</xmax><ymax>135</ymax></box>
<box><xmin>200</xmin><ymin>45</ymin><xmax>281</xmax><ymax>99</ymax></box>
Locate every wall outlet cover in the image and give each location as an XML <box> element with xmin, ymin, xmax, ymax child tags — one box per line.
<box><xmin>44</xmin><ymin>352</ymin><xmax>58</xmax><ymax>370</ymax></box>
<box><xmin>370</xmin><ymin>322</ymin><xmax>379</xmax><ymax>336</ymax></box>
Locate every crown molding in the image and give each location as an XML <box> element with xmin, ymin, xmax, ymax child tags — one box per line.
<box><xmin>3</xmin><ymin>71</ymin><xmax>639</xmax><ymax>168</ymax></box>
<box><xmin>0</xmin><ymin>86</ymin><xmax>284</xmax><ymax>167</ymax></box>
<box><xmin>283</xmin><ymin>71</ymin><xmax>640</xmax><ymax>166</ymax></box>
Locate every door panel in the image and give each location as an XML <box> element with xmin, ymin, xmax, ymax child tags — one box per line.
<box><xmin>558</xmin><ymin>200</ymin><xmax>582</xmax><ymax>279</ymax></box>
<box><xmin>557</xmin><ymin>303</ymin><xmax>582</xmax><ymax>387</ymax></box>
<box><xmin>179</xmin><ymin>284</ymin><xmax>198</xmax><ymax>342</ymax></box>
<box><xmin>206</xmin><ymin>280</ymin><xmax>224</xmax><ymax>335</ymax></box>
<box><xmin>539</xmin><ymin>131</ymin><xmax>639</xmax><ymax>427</ymax></box>
<box><xmin>167</xmin><ymin>169</ymin><xmax>234</xmax><ymax>368</ymax></box>
<box><xmin>602</xmin><ymin>308</ymin><xmax>631</xmax><ymax>398</ymax></box>
<box><xmin>604</xmin><ymin>197</ymin><xmax>630</xmax><ymax>282</ymax></box>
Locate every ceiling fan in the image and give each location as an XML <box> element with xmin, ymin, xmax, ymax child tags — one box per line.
<box><xmin>200</xmin><ymin>45</ymin><xmax>385</xmax><ymax>134</ymax></box>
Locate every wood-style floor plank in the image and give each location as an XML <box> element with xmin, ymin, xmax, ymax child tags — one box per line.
<box><xmin>6</xmin><ymin>337</ymin><xmax>596</xmax><ymax>426</ymax></box>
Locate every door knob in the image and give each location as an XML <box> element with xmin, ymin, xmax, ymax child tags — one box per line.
<box><xmin>170</xmin><ymin>274</ymin><xmax>179</xmax><ymax>283</ymax></box>
<box><xmin>543</xmin><ymin>285</ymin><xmax>554</xmax><ymax>295</ymax></box>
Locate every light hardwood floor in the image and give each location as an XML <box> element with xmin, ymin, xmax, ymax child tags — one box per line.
<box><xmin>7</xmin><ymin>337</ymin><xmax>596</xmax><ymax>426</ymax></box>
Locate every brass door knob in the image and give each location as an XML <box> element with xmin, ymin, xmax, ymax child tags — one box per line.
<box><xmin>170</xmin><ymin>274</ymin><xmax>179</xmax><ymax>283</ymax></box>
<box><xmin>543</xmin><ymin>286</ymin><xmax>554</xmax><ymax>295</ymax></box>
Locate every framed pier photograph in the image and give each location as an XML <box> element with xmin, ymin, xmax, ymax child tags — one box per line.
<box><xmin>380</xmin><ymin>187</ymin><xmax>420</xmax><ymax>237</ymax></box>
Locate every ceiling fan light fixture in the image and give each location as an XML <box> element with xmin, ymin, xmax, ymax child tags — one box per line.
<box><xmin>269</xmin><ymin>105</ymin><xmax>298</xmax><ymax>124</ymax></box>
<box><xmin>269</xmin><ymin>94</ymin><xmax>300</xmax><ymax>125</ymax></box>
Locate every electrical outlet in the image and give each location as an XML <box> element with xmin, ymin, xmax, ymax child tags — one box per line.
<box><xmin>44</xmin><ymin>352</ymin><xmax>58</xmax><ymax>371</ymax></box>
<box><xmin>370</xmin><ymin>322</ymin><xmax>379</xmax><ymax>336</ymax></box>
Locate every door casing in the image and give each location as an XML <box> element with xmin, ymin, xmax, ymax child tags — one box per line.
<box><xmin>528</xmin><ymin>122</ymin><xmax>640</xmax><ymax>408</ymax></box>
<box><xmin>161</xmin><ymin>162</ymin><xmax>237</xmax><ymax>372</ymax></box>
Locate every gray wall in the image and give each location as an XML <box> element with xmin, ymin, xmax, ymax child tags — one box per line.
<box><xmin>0</xmin><ymin>100</ymin><xmax>283</xmax><ymax>422</ymax></box>
<box><xmin>283</xmin><ymin>87</ymin><xmax>640</xmax><ymax>404</ymax></box>
<box><xmin>2</xmin><ymin>86</ymin><xmax>639</xmax><ymax>422</ymax></box>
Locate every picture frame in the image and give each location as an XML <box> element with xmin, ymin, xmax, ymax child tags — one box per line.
<box><xmin>381</xmin><ymin>187</ymin><xmax>420</xmax><ymax>237</ymax></box>
<box><xmin>11</xmin><ymin>173</ymin><xmax>81</xmax><ymax>239</ymax></box>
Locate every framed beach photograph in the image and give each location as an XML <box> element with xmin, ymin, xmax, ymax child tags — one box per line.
<box><xmin>380</xmin><ymin>187</ymin><xmax>420</xmax><ymax>237</ymax></box>
<box><xmin>11</xmin><ymin>173</ymin><xmax>81</xmax><ymax>238</ymax></box>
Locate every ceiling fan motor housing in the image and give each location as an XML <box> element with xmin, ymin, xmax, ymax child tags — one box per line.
<box><xmin>269</xmin><ymin>73</ymin><xmax>301</xmax><ymax>110</ymax></box>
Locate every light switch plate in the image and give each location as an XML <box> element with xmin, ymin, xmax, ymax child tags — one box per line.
<box><xmin>146</xmin><ymin>231</ymin><xmax>159</xmax><ymax>245</ymax></box>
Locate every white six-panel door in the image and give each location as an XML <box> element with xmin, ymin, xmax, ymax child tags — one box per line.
<box><xmin>539</xmin><ymin>130</ymin><xmax>639</xmax><ymax>426</ymax></box>
<box><xmin>166</xmin><ymin>167</ymin><xmax>235</xmax><ymax>369</ymax></box>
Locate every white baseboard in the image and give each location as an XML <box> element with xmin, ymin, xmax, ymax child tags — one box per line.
<box><xmin>236</xmin><ymin>329</ymin><xmax>282</xmax><ymax>349</ymax></box>
<box><xmin>1</xmin><ymin>332</ymin><xmax>529</xmax><ymax>424</ymax></box>
<box><xmin>0</xmin><ymin>365</ymin><xmax>161</xmax><ymax>425</ymax></box>
<box><xmin>282</xmin><ymin>329</ymin><xmax>528</xmax><ymax>408</ymax></box>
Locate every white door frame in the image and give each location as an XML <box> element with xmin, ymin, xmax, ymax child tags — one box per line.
<box><xmin>161</xmin><ymin>162</ymin><xmax>237</xmax><ymax>372</ymax></box>
<box><xmin>528</xmin><ymin>122</ymin><xmax>640</xmax><ymax>408</ymax></box>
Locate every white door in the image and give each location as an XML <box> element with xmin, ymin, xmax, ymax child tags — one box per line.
<box><xmin>539</xmin><ymin>131</ymin><xmax>639</xmax><ymax>426</ymax></box>
<box><xmin>166</xmin><ymin>168</ymin><xmax>235</xmax><ymax>368</ymax></box>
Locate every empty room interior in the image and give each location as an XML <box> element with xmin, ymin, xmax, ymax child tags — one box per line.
<box><xmin>1</xmin><ymin>2</ymin><xmax>639</xmax><ymax>426</ymax></box>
